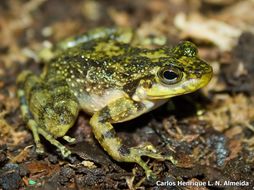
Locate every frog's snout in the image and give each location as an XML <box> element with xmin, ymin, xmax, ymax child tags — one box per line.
<box><xmin>201</xmin><ymin>63</ymin><xmax>213</xmax><ymax>80</ymax></box>
<box><xmin>194</xmin><ymin>65</ymin><xmax>213</xmax><ymax>89</ymax></box>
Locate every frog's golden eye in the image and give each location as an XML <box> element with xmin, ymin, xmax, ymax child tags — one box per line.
<box><xmin>158</xmin><ymin>67</ymin><xmax>183</xmax><ymax>85</ymax></box>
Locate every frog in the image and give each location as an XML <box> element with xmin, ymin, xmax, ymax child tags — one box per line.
<box><xmin>17</xmin><ymin>27</ymin><xmax>213</xmax><ymax>179</ymax></box>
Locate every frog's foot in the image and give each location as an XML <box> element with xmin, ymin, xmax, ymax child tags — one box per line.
<box><xmin>126</xmin><ymin>143</ymin><xmax>176</xmax><ymax>180</ymax></box>
<box><xmin>28</xmin><ymin>119</ymin><xmax>71</xmax><ymax>157</ymax></box>
<box><xmin>131</xmin><ymin>143</ymin><xmax>176</xmax><ymax>162</ymax></box>
<box><xmin>21</xmin><ymin>115</ymin><xmax>72</xmax><ymax>158</ymax></box>
<box><xmin>37</xmin><ymin>127</ymin><xmax>72</xmax><ymax>157</ymax></box>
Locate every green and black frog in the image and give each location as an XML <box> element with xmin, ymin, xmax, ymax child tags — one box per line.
<box><xmin>17</xmin><ymin>27</ymin><xmax>213</xmax><ymax>179</ymax></box>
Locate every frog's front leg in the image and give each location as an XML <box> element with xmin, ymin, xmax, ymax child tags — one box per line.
<box><xmin>17</xmin><ymin>71</ymin><xmax>79</xmax><ymax>157</ymax></box>
<box><xmin>90</xmin><ymin>98</ymin><xmax>176</xmax><ymax>180</ymax></box>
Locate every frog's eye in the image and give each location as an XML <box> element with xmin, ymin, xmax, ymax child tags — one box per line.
<box><xmin>158</xmin><ymin>67</ymin><xmax>183</xmax><ymax>85</ymax></box>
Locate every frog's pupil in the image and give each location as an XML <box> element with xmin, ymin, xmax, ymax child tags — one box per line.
<box><xmin>163</xmin><ymin>70</ymin><xmax>178</xmax><ymax>80</ymax></box>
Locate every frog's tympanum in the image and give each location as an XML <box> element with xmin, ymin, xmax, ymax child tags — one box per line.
<box><xmin>17</xmin><ymin>28</ymin><xmax>212</xmax><ymax>179</ymax></box>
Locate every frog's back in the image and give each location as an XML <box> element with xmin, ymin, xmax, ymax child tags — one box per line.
<box><xmin>43</xmin><ymin>40</ymin><xmax>152</xmax><ymax>113</ymax></box>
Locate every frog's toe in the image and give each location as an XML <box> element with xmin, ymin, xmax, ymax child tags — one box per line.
<box><xmin>135</xmin><ymin>142</ymin><xmax>157</xmax><ymax>153</ymax></box>
<box><xmin>130</xmin><ymin>144</ymin><xmax>165</xmax><ymax>161</ymax></box>
<box><xmin>165</xmin><ymin>155</ymin><xmax>178</xmax><ymax>165</ymax></box>
<box><xmin>130</xmin><ymin>155</ymin><xmax>158</xmax><ymax>180</ymax></box>
<box><xmin>59</xmin><ymin>146</ymin><xmax>72</xmax><ymax>158</ymax></box>
<box><xmin>147</xmin><ymin>172</ymin><xmax>157</xmax><ymax>182</ymax></box>
<box><xmin>35</xmin><ymin>143</ymin><xmax>45</xmax><ymax>155</ymax></box>
<box><xmin>63</xmin><ymin>135</ymin><xmax>76</xmax><ymax>143</ymax></box>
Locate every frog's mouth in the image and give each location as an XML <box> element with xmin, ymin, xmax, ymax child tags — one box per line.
<box><xmin>145</xmin><ymin>71</ymin><xmax>213</xmax><ymax>99</ymax></box>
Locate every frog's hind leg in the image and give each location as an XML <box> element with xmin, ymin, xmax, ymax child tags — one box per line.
<box><xmin>57</xmin><ymin>27</ymin><xmax>134</xmax><ymax>50</ymax></box>
<box><xmin>90</xmin><ymin>98</ymin><xmax>176</xmax><ymax>180</ymax></box>
<box><xmin>17</xmin><ymin>71</ymin><xmax>45</xmax><ymax>154</ymax></box>
<box><xmin>17</xmin><ymin>71</ymin><xmax>79</xmax><ymax>157</ymax></box>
